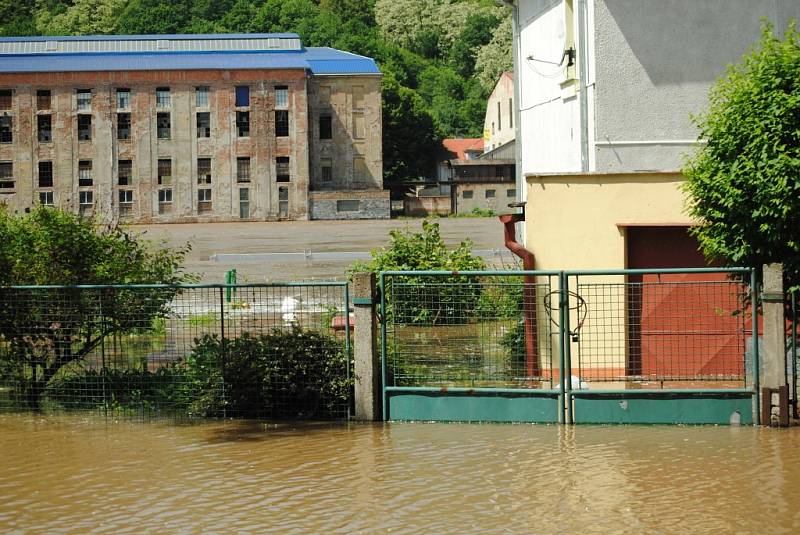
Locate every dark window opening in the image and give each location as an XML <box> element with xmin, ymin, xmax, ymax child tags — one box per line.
<box><xmin>118</xmin><ymin>160</ymin><xmax>132</xmax><ymax>186</ymax></box>
<box><xmin>38</xmin><ymin>115</ymin><xmax>52</xmax><ymax>142</ymax></box>
<box><xmin>77</xmin><ymin>115</ymin><xmax>91</xmax><ymax>141</ymax></box>
<box><xmin>117</xmin><ymin>113</ymin><xmax>131</xmax><ymax>140</ymax></box>
<box><xmin>0</xmin><ymin>90</ymin><xmax>12</xmax><ymax>110</ymax></box>
<box><xmin>236</xmin><ymin>111</ymin><xmax>249</xmax><ymax>137</ymax></box>
<box><xmin>319</xmin><ymin>114</ymin><xmax>332</xmax><ymax>140</ymax></box>
<box><xmin>157</xmin><ymin>159</ymin><xmax>171</xmax><ymax>185</ymax></box>
<box><xmin>0</xmin><ymin>116</ymin><xmax>12</xmax><ymax>143</ymax></box>
<box><xmin>237</xmin><ymin>157</ymin><xmax>251</xmax><ymax>183</ymax></box>
<box><xmin>276</xmin><ymin>156</ymin><xmax>290</xmax><ymax>182</ymax></box>
<box><xmin>197</xmin><ymin>112</ymin><xmax>210</xmax><ymax>138</ymax></box>
<box><xmin>275</xmin><ymin>110</ymin><xmax>289</xmax><ymax>137</ymax></box>
<box><xmin>0</xmin><ymin>161</ymin><xmax>12</xmax><ymax>189</ymax></box>
<box><xmin>337</xmin><ymin>199</ymin><xmax>360</xmax><ymax>212</ymax></box>
<box><xmin>38</xmin><ymin>161</ymin><xmax>53</xmax><ymax>188</ymax></box>
<box><xmin>235</xmin><ymin>86</ymin><xmax>250</xmax><ymax>107</ymax></box>
<box><xmin>37</xmin><ymin>90</ymin><xmax>51</xmax><ymax>110</ymax></box>
<box><xmin>197</xmin><ymin>158</ymin><xmax>212</xmax><ymax>184</ymax></box>
<box><xmin>157</xmin><ymin>112</ymin><xmax>171</xmax><ymax>139</ymax></box>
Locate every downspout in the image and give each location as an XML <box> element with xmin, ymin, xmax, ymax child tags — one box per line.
<box><xmin>499</xmin><ymin>209</ymin><xmax>540</xmax><ymax>377</ymax></box>
<box><xmin>577</xmin><ymin>0</ymin><xmax>590</xmax><ymax>171</ymax></box>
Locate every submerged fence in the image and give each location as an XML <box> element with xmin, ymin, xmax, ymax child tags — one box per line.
<box><xmin>381</xmin><ymin>268</ymin><xmax>758</xmax><ymax>424</ymax></box>
<box><xmin>0</xmin><ymin>283</ymin><xmax>351</xmax><ymax>419</ymax></box>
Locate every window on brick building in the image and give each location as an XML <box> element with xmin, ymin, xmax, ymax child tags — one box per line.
<box><xmin>319</xmin><ymin>114</ymin><xmax>332</xmax><ymax>140</ymax></box>
<box><xmin>39</xmin><ymin>191</ymin><xmax>54</xmax><ymax>206</ymax></box>
<box><xmin>485</xmin><ymin>189</ymin><xmax>496</xmax><ymax>198</ymax></box>
<box><xmin>79</xmin><ymin>190</ymin><xmax>93</xmax><ymax>206</ymax></box>
<box><xmin>276</xmin><ymin>156</ymin><xmax>290</xmax><ymax>182</ymax></box>
<box><xmin>77</xmin><ymin>115</ymin><xmax>91</xmax><ymax>141</ymax></box>
<box><xmin>275</xmin><ymin>86</ymin><xmax>288</xmax><ymax>109</ymax></box>
<box><xmin>197</xmin><ymin>158</ymin><xmax>212</xmax><ymax>184</ymax></box>
<box><xmin>78</xmin><ymin>160</ymin><xmax>93</xmax><ymax>187</ymax></box>
<box><xmin>235</xmin><ymin>86</ymin><xmax>250</xmax><ymax>107</ymax></box>
<box><xmin>197</xmin><ymin>112</ymin><xmax>210</xmax><ymax>138</ymax></box>
<box><xmin>157</xmin><ymin>113</ymin><xmax>170</xmax><ymax>139</ymax></box>
<box><xmin>158</xmin><ymin>188</ymin><xmax>172</xmax><ymax>204</ymax></box>
<box><xmin>352</xmin><ymin>86</ymin><xmax>364</xmax><ymax>109</ymax></box>
<box><xmin>239</xmin><ymin>188</ymin><xmax>250</xmax><ymax>219</ymax></box>
<box><xmin>354</xmin><ymin>113</ymin><xmax>365</xmax><ymax>139</ymax></box>
<box><xmin>275</xmin><ymin>110</ymin><xmax>289</xmax><ymax>137</ymax></box>
<box><xmin>37</xmin><ymin>90</ymin><xmax>51</xmax><ymax>110</ymax></box>
<box><xmin>38</xmin><ymin>115</ymin><xmax>52</xmax><ymax>142</ymax></box>
<box><xmin>237</xmin><ymin>157</ymin><xmax>250</xmax><ymax>183</ymax></box>
<box><xmin>507</xmin><ymin>188</ymin><xmax>516</xmax><ymax>198</ymax></box>
<box><xmin>321</xmin><ymin>158</ymin><xmax>332</xmax><ymax>183</ymax></box>
<box><xmin>195</xmin><ymin>86</ymin><xmax>209</xmax><ymax>108</ymax></box>
<box><xmin>157</xmin><ymin>159</ymin><xmax>171</xmax><ymax>185</ymax></box>
<box><xmin>76</xmin><ymin>89</ymin><xmax>91</xmax><ymax>111</ymax></box>
<box><xmin>0</xmin><ymin>162</ymin><xmax>13</xmax><ymax>189</ymax></box>
<box><xmin>38</xmin><ymin>161</ymin><xmax>53</xmax><ymax>188</ymax></box>
<box><xmin>118</xmin><ymin>160</ymin><xmax>132</xmax><ymax>186</ymax></box>
<box><xmin>117</xmin><ymin>113</ymin><xmax>131</xmax><ymax>140</ymax></box>
<box><xmin>0</xmin><ymin>116</ymin><xmax>12</xmax><ymax>143</ymax></box>
<box><xmin>118</xmin><ymin>189</ymin><xmax>133</xmax><ymax>205</ymax></box>
<box><xmin>278</xmin><ymin>186</ymin><xmax>288</xmax><ymax>218</ymax></box>
<box><xmin>236</xmin><ymin>111</ymin><xmax>249</xmax><ymax>137</ymax></box>
<box><xmin>0</xmin><ymin>90</ymin><xmax>12</xmax><ymax>110</ymax></box>
<box><xmin>156</xmin><ymin>87</ymin><xmax>170</xmax><ymax>108</ymax></box>
<box><xmin>116</xmin><ymin>88</ymin><xmax>131</xmax><ymax>109</ymax></box>
<box><xmin>198</xmin><ymin>188</ymin><xmax>212</xmax><ymax>212</ymax></box>
<box><xmin>337</xmin><ymin>199</ymin><xmax>360</xmax><ymax>212</ymax></box>
<box><xmin>462</xmin><ymin>190</ymin><xmax>473</xmax><ymax>199</ymax></box>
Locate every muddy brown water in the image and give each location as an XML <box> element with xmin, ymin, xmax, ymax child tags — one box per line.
<box><xmin>1</xmin><ymin>414</ymin><xmax>799</xmax><ymax>533</ymax></box>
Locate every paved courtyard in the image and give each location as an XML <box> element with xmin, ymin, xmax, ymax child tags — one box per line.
<box><xmin>134</xmin><ymin>217</ymin><xmax>512</xmax><ymax>282</ymax></box>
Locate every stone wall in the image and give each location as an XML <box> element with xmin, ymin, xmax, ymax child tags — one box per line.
<box><xmin>309</xmin><ymin>189</ymin><xmax>390</xmax><ymax>220</ymax></box>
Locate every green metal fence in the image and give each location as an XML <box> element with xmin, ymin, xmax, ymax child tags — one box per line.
<box><xmin>380</xmin><ymin>268</ymin><xmax>758</xmax><ymax>424</ymax></box>
<box><xmin>0</xmin><ymin>282</ymin><xmax>351</xmax><ymax>419</ymax></box>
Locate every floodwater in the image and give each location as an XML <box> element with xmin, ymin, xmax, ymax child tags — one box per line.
<box><xmin>1</xmin><ymin>414</ymin><xmax>799</xmax><ymax>534</ymax></box>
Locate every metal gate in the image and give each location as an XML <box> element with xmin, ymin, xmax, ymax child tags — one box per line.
<box><xmin>380</xmin><ymin>268</ymin><xmax>759</xmax><ymax>424</ymax></box>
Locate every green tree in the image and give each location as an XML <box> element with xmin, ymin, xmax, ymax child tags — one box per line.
<box><xmin>351</xmin><ymin>219</ymin><xmax>485</xmax><ymax>324</ymax></box>
<box><xmin>0</xmin><ymin>206</ymin><xmax>194</xmax><ymax>408</ymax></box>
<box><xmin>474</xmin><ymin>15</ymin><xmax>513</xmax><ymax>92</ymax></box>
<box><xmin>37</xmin><ymin>0</ymin><xmax>125</xmax><ymax>36</ymax></box>
<box><xmin>683</xmin><ymin>23</ymin><xmax>800</xmax><ymax>289</ymax></box>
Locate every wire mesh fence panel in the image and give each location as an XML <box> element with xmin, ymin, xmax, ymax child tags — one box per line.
<box><xmin>569</xmin><ymin>272</ymin><xmax>751</xmax><ymax>387</ymax></box>
<box><xmin>384</xmin><ymin>273</ymin><xmax>556</xmax><ymax>389</ymax></box>
<box><xmin>0</xmin><ymin>284</ymin><xmax>351</xmax><ymax>420</ymax></box>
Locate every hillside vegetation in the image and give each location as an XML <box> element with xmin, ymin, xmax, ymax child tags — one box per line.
<box><xmin>1</xmin><ymin>0</ymin><xmax>512</xmax><ymax>187</ymax></box>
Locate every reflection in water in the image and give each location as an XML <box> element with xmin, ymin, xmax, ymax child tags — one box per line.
<box><xmin>1</xmin><ymin>414</ymin><xmax>799</xmax><ymax>533</ymax></box>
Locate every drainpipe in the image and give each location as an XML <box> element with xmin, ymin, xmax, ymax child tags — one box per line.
<box><xmin>499</xmin><ymin>206</ymin><xmax>539</xmax><ymax>377</ymax></box>
<box><xmin>577</xmin><ymin>0</ymin><xmax>590</xmax><ymax>171</ymax></box>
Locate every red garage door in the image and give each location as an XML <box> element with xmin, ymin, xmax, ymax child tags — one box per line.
<box><xmin>626</xmin><ymin>227</ymin><xmax>744</xmax><ymax>378</ymax></box>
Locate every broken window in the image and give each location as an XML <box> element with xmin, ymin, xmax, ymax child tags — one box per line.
<box><xmin>38</xmin><ymin>161</ymin><xmax>53</xmax><ymax>188</ymax></box>
<box><xmin>197</xmin><ymin>112</ymin><xmax>210</xmax><ymax>138</ymax></box>
<box><xmin>0</xmin><ymin>116</ymin><xmax>12</xmax><ymax>143</ymax></box>
<box><xmin>236</xmin><ymin>111</ymin><xmax>249</xmax><ymax>137</ymax></box>
<box><xmin>118</xmin><ymin>160</ymin><xmax>132</xmax><ymax>186</ymax></box>
<box><xmin>276</xmin><ymin>156</ymin><xmax>290</xmax><ymax>182</ymax></box>
<box><xmin>37</xmin><ymin>90</ymin><xmax>51</xmax><ymax>110</ymax></box>
<box><xmin>237</xmin><ymin>157</ymin><xmax>250</xmax><ymax>183</ymax></box>
<box><xmin>116</xmin><ymin>88</ymin><xmax>131</xmax><ymax>109</ymax></box>
<box><xmin>0</xmin><ymin>90</ymin><xmax>12</xmax><ymax>110</ymax></box>
<box><xmin>38</xmin><ymin>115</ymin><xmax>52</xmax><ymax>143</ymax></box>
<box><xmin>156</xmin><ymin>87</ymin><xmax>170</xmax><ymax>108</ymax></box>
<box><xmin>76</xmin><ymin>89</ymin><xmax>91</xmax><ymax>111</ymax></box>
<box><xmin>0</xmin><ymin>162</ymin><xmax>13</xmax><ymax>189</ymax></box>
<box><xmin>197</xmin><ymin>157</ymin><xmax>211</xmax><ymax>184</ymax></box>
<box><xmin>275</xmin><ymin>110</ymin><xmax>288</xmax><ymax>137</ymax></box>
<box><xmin>157</xmin><ymin>159</ymin><xmax>171</xmax><ymax>185</ymax></box>
<box><xmin>78</xmin><ymin>160</ymin><xmax>93</xmax><ymax>187</ymax></box>
<box><xmin>77</xmin><ymin>115</ymin><xmax>91</xmax><ymax>141</ymax></box>
<box><xmin>157</xmin><ymin>112</ymin><xmax>170</xmax><ymax>139</ymax></box>
<box><xmin>117</xmin><ymin>113</ymin><xmax>131</xmax><ymax>140</ymax></box>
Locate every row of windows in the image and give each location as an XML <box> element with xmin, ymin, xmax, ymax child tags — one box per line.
<box><xmin>1</xmin><ymin>110</ymin><xmax>291</xmax><ymax>144</ymax></box>
<box><xmin>0</xmin><ymin>156</ymin><xmax>294</xmax><ymax>190</ymax></box>
<box><xmin>0</xmin><ymin>86</ymin><xmax>290</xmax><ymax>112</ymax></box>
<box><xmin>462</xmin><ymin>188</ymin><xmax>516</xmax><ymax>199</ymax></box>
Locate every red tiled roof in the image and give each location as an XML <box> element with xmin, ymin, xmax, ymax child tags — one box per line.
<box><xmin>442</xmin><ymin>138</ymin><xmax>484</xmax><ymax>160</ymax></box>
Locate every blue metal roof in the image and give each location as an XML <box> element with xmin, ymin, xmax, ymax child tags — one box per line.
<box><xmin>0</xmin><ymin>36</ymin><xmax>380</xmax><ymax>75</ymax></box>
<box><xmin>0</xmin><ymin>33</ymin><xmax>302</xmax><ymax>42</ymax></box>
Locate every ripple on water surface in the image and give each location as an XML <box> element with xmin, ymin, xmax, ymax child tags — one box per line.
<box><xmin>1</xmin><ymin>414</ymin><xmax>799</xmax><ymax>533</ymax></box>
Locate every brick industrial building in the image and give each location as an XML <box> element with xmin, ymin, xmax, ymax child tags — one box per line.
<box><xmin>0</xmin><ymin>33</ymin><xmax>388</xmax><ymax>222</ymax></box>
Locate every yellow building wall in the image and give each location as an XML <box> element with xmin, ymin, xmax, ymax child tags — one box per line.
<box><xmin>524</xmin><ymin>172</ymin><xmax>692</xmax><ymax>271</ymax></box>
<box><xmin>524</xmin><ymin>172</ymin><xmax>694</xmax><ymax>385</ymax></box>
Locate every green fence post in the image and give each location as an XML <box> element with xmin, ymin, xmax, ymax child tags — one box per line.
<box><xmin>219</xmin><ymin>286</ymin><xmax>227</xmax><ymax>418</ymax></box>
<box><xmin>564</xmin><ymin>273</ymin><xmax>573</xmax><ymax>425</ymax></box>
<box><xmin>344</xmin><ymin>282</ymin><xmax>352</xmax><ymax>419</ymax></box>
<box><xmin>558</xmin><ymin>271</ymin><xmax>567</xmax><ymax>424</ymax></box>
<box><xmin>751</xmin><ymin>268</ymin><xmax>760</xmax><ymax>425</ymax></box>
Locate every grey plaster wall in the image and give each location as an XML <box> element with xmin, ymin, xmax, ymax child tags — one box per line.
<box><xmin>594</xmin><ymin>0</ymin><xmax>800</xmax><ymax>172</ymax></box>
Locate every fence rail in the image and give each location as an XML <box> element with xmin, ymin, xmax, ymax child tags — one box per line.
<box><xmin>0</xmin><ymin>283</ymin><xmax>352</xmax><ymax>420</ymax></box>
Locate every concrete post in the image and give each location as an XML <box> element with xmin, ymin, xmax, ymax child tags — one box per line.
<box><xmin>760</xmin><ymin>263</ymin><xmax>790</xmax><ymax>426</ymax></box>
<box><xmin>352</xmin><ymin>272</ymin><xmax>381</xmax><ymax>421</ymax></box>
